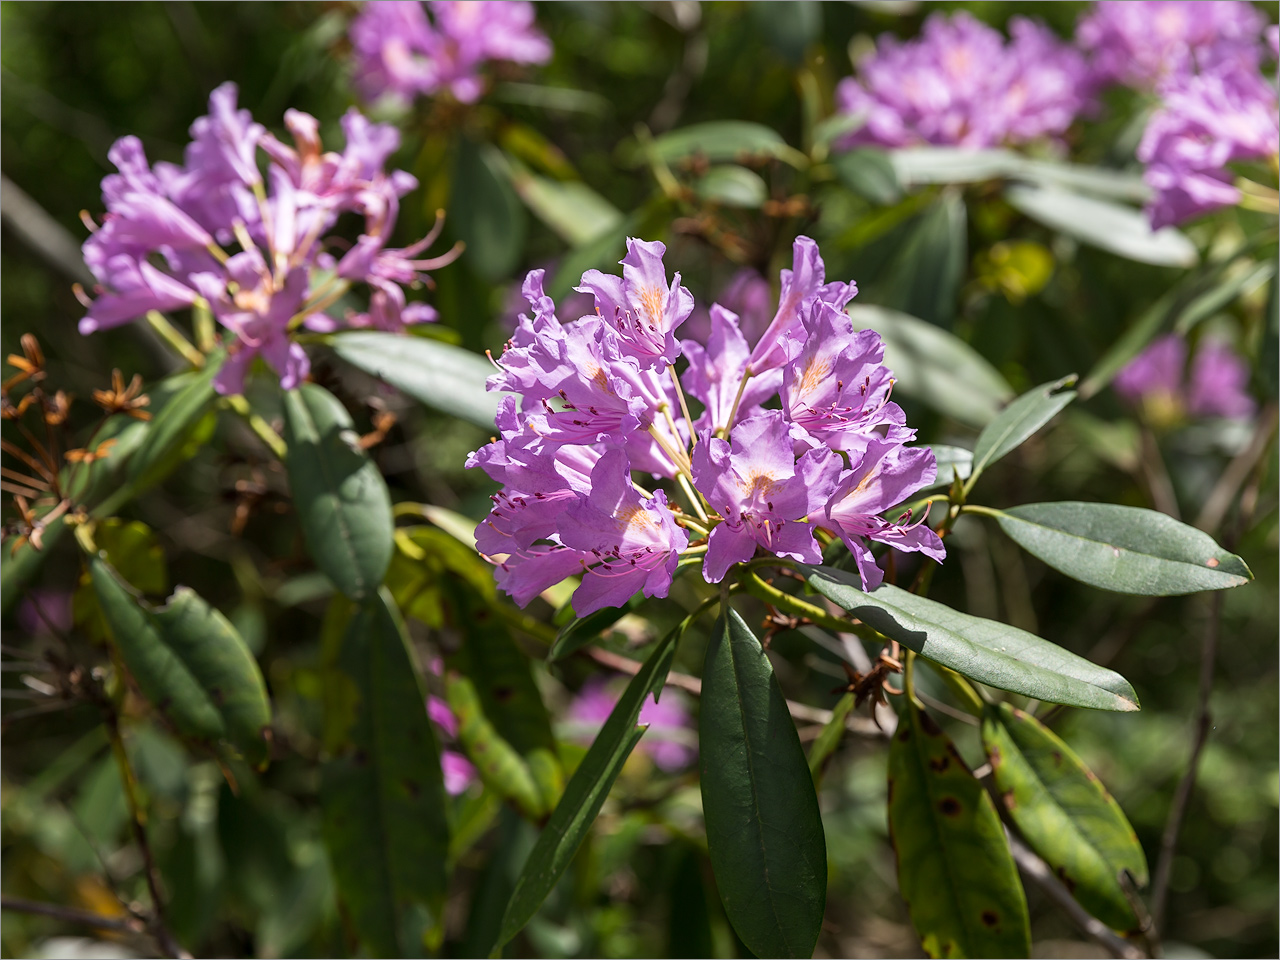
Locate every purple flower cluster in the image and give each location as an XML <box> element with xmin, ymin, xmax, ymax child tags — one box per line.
<box><xmin>835</xmin><ymin>12</ymin><xmax>1091</xmax><ymax>150</ymax></box>
<box><xmin>78</xmin><ymin>83</ymin><xmax>457</xmax><ymax>395</ymax></box>
<box><xmin>350</xmin><ymin>1</ymin><xmax>551</xmax><ymax>105</ymax></box>
<box><xmin>1115</xmin><ymin>333</ymin><xmax>1255</xmax><ymax>421</ymax></box>
<box><xmin>1077</xmin><ymin>1</ymin><xmax>1268</xmax><ymax>90</ymax></box>
<box><xmin>467</xmin><ymin>238</ymin><xmax>943</xmax><ymax>616</ymax></box>
<box><xmin>1137</xmin><ymin>59</ymin><xmax>1279</xmax><ymax>228</ymax></box>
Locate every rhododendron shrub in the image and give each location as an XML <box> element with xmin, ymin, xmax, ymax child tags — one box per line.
<box><xmin>3</xmin><ymin>4</ymin><xmax>1275</xmax><ymax>960</ymax></box>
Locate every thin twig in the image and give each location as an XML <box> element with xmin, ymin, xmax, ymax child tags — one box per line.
<box><xmin>0</xmin><ymin>895</ymin><xmax>143</xmax><ymax>934</ymax></box>
<box><xmin>1194</xmin><ymin>403</ymin><xmax>1278</xmax><ymax>534</ymax></box>
<box><xmin>1006</xmin><ymin>834</ymin><xmax>1146</xmax><ymax>960</ymax></box>
<box><xmin>1150</xmin><ymin>590</ymin><xmax>1222</xmax><ymax>937</ymax></box>
<box><xmin>1139</xmin><ymin>428</ymin><xmax>1180</xmax><ymax>519</ymax></box>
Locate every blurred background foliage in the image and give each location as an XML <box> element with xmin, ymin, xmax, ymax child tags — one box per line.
<box><xmin>1</xmin><ymin>2</ymin><xmax>1276</xmax><ymax>958</ymax></box>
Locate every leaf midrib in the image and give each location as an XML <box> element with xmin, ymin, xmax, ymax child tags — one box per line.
<box><xmin>1001</xmin><ymin>510</ymin><xmax>1232</xmax><ymax>575</ymax></box>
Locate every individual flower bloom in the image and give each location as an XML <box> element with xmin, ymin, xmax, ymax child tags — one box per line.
<box><xmin>576</xmin><ymin>238</ymin><xmax>695</xmax><ymax>369</ymax></box>
<box><xmin>564</xmin><ymin>678</ymin><xmax>696</xmax><ymax>772</ymax></box>
<box><xmin>835</xmin><ymin>11</ymin><xmax>1088</xmax><ymax>151</ymax></box>
<box><xmin>194</xmin><ymin>258</ymin><xmax>311</xmax><ymax>395</ymax></box>
<box><xmin>1187</xmin><ymin>338</ymin><xmax>1256</xmax><ymax>419</ymax></box>
<box><xmin>1113</xmin><ymin>333</ymin><xmax>1186</xmax><ymax>410</ymax></box>
<box><xmin>681</xmin><ymin>305</ymin><xmax>780</xmax><ymax>436</ymax></box>
<box><xmin>823</xmin><ymin>440</ymin><xmax>943</xmax><ymax>592</ymax></box>
<box><xmin>428</xmin><ymin>694</ymin><xmax>458</xmax><ymax>737</ymax></box>
<box><xmin>692</xmin><ymin>412</ymin><xmax>841</xmax><ymax>583</ymax></box>
<box><xmin>1137</xmin><ymin>61</ymin><xmax>1280</xmax><ymax>228</ymax></box>
<box><xmin>781</xmin><ymin>299</ymin><xmax>913</xmax><ymax>457</ymax></box>
<box><xmin>180</xmin><ymin>81</ymin><xmax>265</xmax><ymax>188</ymax></box>
<box><xmin>343</xmin><ymin>281</ymin><xmax>438</xmax><ymax>333</ymax></box>
<box><xmin>746</xmin><ymin>236</ymin><xmax>856</xmax><ymax>376</ymax></box>
<box><xmin>557</xmin><ymin>449</ymin><xmax>689</xmax><ymax>615</ymax></box>
<box><xmin>1077</xmin><ymin>1</ymin><xmax>1267</xmax><ymax>90</ymax></box>
<box><xmin>441</xmin><ymin>749</ymin><xmax>478</xmax><ymax>795</ymax></box>
<box><xmin>348</xmin><ymin>0</ymin><xmax>439</xmax><ymax>103</ymax></box>
<box><xmin>77</xmin><ymin>255</ymin><xmax>200</xmax><ymax>334</ymax></box>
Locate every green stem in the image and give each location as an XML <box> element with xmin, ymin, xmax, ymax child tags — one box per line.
<box><xmin>936</xmin><ymin>665</ymin><xmax>986</xmax><ymax>717</ymax></box>
<box><xmin>223</xmin><ymin>394</ymin><xmax>287</xmax><ymax>459</ymax></box>
<box><xmin>740</xmin><ymin>569</ymin><xmax>880</xmax><ymax>642</ymax></box>
<box><xmin>145</xmin><ymin>311</ymin><xmax>205</xmax><ymax>368</ymax></box>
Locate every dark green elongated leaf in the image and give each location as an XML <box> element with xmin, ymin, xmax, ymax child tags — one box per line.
<box><xmin>509</xmin><ymin>164</ymin><xmax>623</xmax><ymax>245</ymax></box>
<box><xmin>695</xmin><ymin>165</ymin><xmax>767</xmax><ymax>208</ymax></box>
<box><xmin>451</xmin><ymin>138</ymin><xmax>526</xmax><ymax>281</ymax></box>
<box><xmin>849</xmin><ymin>305</ymin><xmax>1013</xmax><ymax>427</ymax></box>
<box><xmin>496</xmin><ymin>625</ymin><xmax>681</xmax><ymax>947</ymax></box>
<box><xmin>749</xmin><ymin>0</ymin><xmax>821</xmax><ymax>62</ymax></box>
<box><xmin>331</xmin><ymin>331</ymin><xmax>501</xmax><ymax>429</ymax></box>
<box><xmin>90</xmin><ymin>559</ymin><xmax>271</xmax><ymax>762</ymax></box>
<box><xmin>446</xmin><ymin>671</ymin><xmax>545</xmax><ymax>819</ymax></box>
<box><xmin>1005</xmin><ymin>183</ymin><xmax>1197</xmax><ymax>267</ymax></box>
<box><xmin>441</xmin><ymin>576</ymin><xmax>562</xmax><ymax>811</ymax></box>
<box><xmin>548</xmin><ymin>594</ymin><xmax>643</xmax><ymax>662</ymax></box>
<box><xmin>886</xmin><ymin>192</ymin><xmax>967</xmax><ymax>327</ymax></box>
<box><xmin>700</xmin><ymin>608</ymin><xmax>827</xmax><ymax>958</ymax></box>
<box><xmin>150</xmin><ymin>588</ymin><xmax>272</xmax><ymax>766</ymax></box>
<box><xmin>282</xmin><ymin>383</ymin><xmax>393</xmax><ymax>600</ymax></box>
<box><xmin>832</xmin><ymin>149</ymin><xmax>902</xmax><ymax>206</ymax></box>
<box><xmin>127</xmin><ymin>352</ymin><xmax>223</xmax><ymax>491</ymax></box>
<box><xmin>983</xmin><ymin>703</ymin><xmax>1147</xmax><ymax>931</ymax></box>
<box><xmin>808</xmin><ymin>691</ymin><xmax>855</xmax><ymax>785</ymax></box>
<box><xmin>890</xmin><ymin>702</ymin><xmax>1031</xmax><ymax>958</ymax></box>
<box><xmin>548</xmin><ymin>213</ymin><xmax>636</xmax><ymax>302</ymax></box>
<box><xmin>650</xmin><ymin>120</ymin><xmax>802</xmax><ymax>167</ymax></box>
<box><xmin>989</xmin><ymin>501</ymin><xmax>1252</xmax><ymax>595</ymax></box>
<box><xmin>802</xmin><ymin>567</ymin><xmax>1140</xmax><ymax>711</ymax></box>
<box><xmin>969</xmin><ymin>376</ymin><xmax>1077</xmax><ymax>485</ymax></box>
<box><xmin>321</xmin><ymin>590</ymin><xmax>449</xmax><ymax>958</ymax></box>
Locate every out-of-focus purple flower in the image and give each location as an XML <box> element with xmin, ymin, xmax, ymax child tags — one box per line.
<box><xmin>1268</xmin><ymin>25</ymin><xmax>1279</xmax><ymax>59</ymax></box>
<box><xmin>684</xmin><ymin>268</ymin><xmax>773</xmax><ymax>346</ymax></box>
<box><xmin>1137</xmin><ymin>60</ymin><xmax>1279</xmax><ymax>227</ymax></box>
<box><xmin>349</xmin><ymin>0</ymin><xmax>551</xmax><ymax>105</ymax></box>
<box><xmin>78</xmin><ymin>82</ymin><xmax>458</xmax><ymax>394</ymax></box>
<box><xmin>1115</xmin><ymin>332</ymin><xmax>1255</xmax><ymax>421</ymax></box>
<box><xmin>441</xmin><ymin>750</ymin><xmax>477</xmax><ymax>795</ymax></box>
<box><xmin>469</xmin><ymin>235</ymin><xmax>943</xmax><ymax>611</ymax></box>
<box><xmin>1078</xmin><ymin>1</ymin><xmax>1267</xmax><ymax>90</ymax></box>
<box><xmin>565</xmin><ymin>678</ymin><xmax>696</xmax><ymax>772</ymax></box>
<box><xmin>825</xmin><ymin>441</ymin><xmax>944</xmax><ymax>591</ymax></box>
<box><xmin>835</xmin><ymin>12</ymin><xmax>1090</xmax><ymax>150</ymax></box>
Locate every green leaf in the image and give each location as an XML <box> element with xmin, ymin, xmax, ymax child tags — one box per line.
<box><xmin>1173</xmin><ymin>260</ymin><xmax>1275</xmax><ymax>335</ymax></box>
<box><xmin>988</xmin><ymin>501</ymin><xmax>1252</xmax><ymax>595</ymax></box>
<box><xmin>509</xmin><ymin>163</ymin><xmax>624</xmax><ymax>246</ymax></box>
<box><xmin>885</xmin><ymin>192</ymin><xmax>967</xmax><ymax>327</ymax></box>
<box><xmin>807</xmin><ymin>691</ymin><xmax>855</xmax><ymax>786</ymax></box>
<box><xmin>700</xmin><ymin>608</ymin><xmax>827</xmax><ymax>958</ymax></box>
<box><xmin>969</xmin><ymin>376</ymin><xmax>1076</xmax><ymax>486</ymax></box>
<box><xmin>446</xmin><ymin>671</ymin><xmax>546</xmax><ymax>820</ymax></box>
<box><xmin>983</xmin><ymin>703</ymin><xmax>1147</xmax><ymax>931</ymax></box>
<box><xmin>496</xmin><ymin>624</ymin><xmax>681</xmax><ymax>948</ymax></box>
<box><xmin>831</xmin><ymin>149</ymin><xmax>902</xmax><ymax>206</ymax></box>
<box><xmin>331</xmin><ymin>330</ymin><xmax>500</xmax><ymax>429</ymax></box>
<box><xmin>548</xmin><ymin>595</ymin><xmax>643</xmax><ymax>662</ymax></box>
<box><xmin>126</xmin><ymin>352</ymin><xmax>223</xmax><ymax>492</ymax></box>
<box><xmin>1005</xmin><ymin>184</ymin><xmax>1197</xmax><ymax>268</ymax></box>
<box><xmin>282</xmin><ymin>383</ymin><xmax>394</xmax><ymax>601</ymax></box>
<box><xmin>321</xmin><ymin>590</ymin><xmax>449</xmax><ymax>958</ymax></box>
<box><xmin>452</xmin><ymin>138</ymin><xmax>526</xmax><ymax>281</ymax></box>
<box><xmin>1013</xmin><ymin>159</ymin><xmax>1150</xmax><ymax>204</ymax></box>
<box><xmin>802</xmin><ymin>567</ymin><xmax>1140</xmax><ymax>711</ymax></box>
<box><xmin>548</xmin><ymin>214</ymin><xmax>635</xmax><ymax>301</ymax></box>
<box><xmin>890</xmin><ymin>146</ymin><xmax>1022</xmax><ymax>186</ymax></box>
<box><xmin>90</xmin><ymin>518</ymin><xmax>168</xmax><ymax>595</ymax></box>
<box><xmin>927</xmin><ymin>445</ymin><xmax>974</xmax><ymax>490</ymax></box>
<box><xmin>849</xmin><ymin>304</ymin><xmax>1013</xmax><ymax>427</ymax></box>
<box><xmin>90</xmin><ymin>559</ymin><xmax>271</xmax><ymax>762</ymax></box>
<box><xmin>890</xmin><ymin>701</ymin><xmax>1031</xmax><ymax>958</ymax></box>
<box><xmin>650</xmin><ymin>120</ymin><xmax>802</xmax><ymax>167</ymax></box>
<box><xmin>695</xmin><ymin>165</ymin><xmax>768</xmax><ymax>208</ymax></box>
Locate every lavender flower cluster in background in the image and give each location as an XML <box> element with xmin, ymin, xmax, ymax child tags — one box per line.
<box><xmin>78</xmin><ymin>83</ymin><xmax>458</xmax><ymax>395</ymax></box>
<box><xmin>835</xmin><ymin>11</ymin><xmax>1092</xmax><ymax>150</ymax></box>
<box><xmin>1114</xmin><ymin>332</ymin><xmax>1256</xmax><ymax>422</ymax></box>
<box><xmin>467</xmin><ymin>238</ymin><xmax>943</xmax><ymax>616</ymax></box>
<box><xmin>350</xmin><ymin>0</ymin><xmax>551</xmax><ymax>105</ymax></box>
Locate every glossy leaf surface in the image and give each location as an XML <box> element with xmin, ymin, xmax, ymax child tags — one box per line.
<box><xmin>992</xmin><ymin>502</ymin><xmax>1252</xmax><ymax>595</ymax></box>
<box><xmin>803</xmin><ymin>567</ymin><xmax>1139</xmax><ymax>711</ymax></box>
<box><xmin>700</xmin><ymin>609</ymin><xmax>826</xmax><ymax>958</ymax></box>
<box><xmin>969</xmin><ymin>376</ymin><xmax>1076</xmax><ymax>483</ymax></box>
<box><xmin>890</xmin><ymin>702</ymin><xmax>1030</xmax><ymax>958</ymax></box>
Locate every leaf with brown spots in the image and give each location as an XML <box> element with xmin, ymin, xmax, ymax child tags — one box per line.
<box><xmin>981</xmin><ymin>703</ymin><xmax>1148</xmax><ymax>931</ymax></box>
<box><xmin>888</xmin><ymin>702</ymin><xmax>1030</xmax><ymax>958</ymax></box>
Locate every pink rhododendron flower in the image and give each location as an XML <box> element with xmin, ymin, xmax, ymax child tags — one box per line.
<box><xmin>566</xmin><ymin>678</ymin><xmax>696</xmax><ymax>772</ymax></box>
<box><xmin>1115</xmin><ymin>333</ymin><xmax>1255</xmax><ymax>421</ymax></box>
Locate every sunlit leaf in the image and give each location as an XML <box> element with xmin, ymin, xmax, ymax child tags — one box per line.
<box><xmin>969</xmin><ymin>376</ymin><xmax>1077</xmax><ymax>485</ymax></box>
